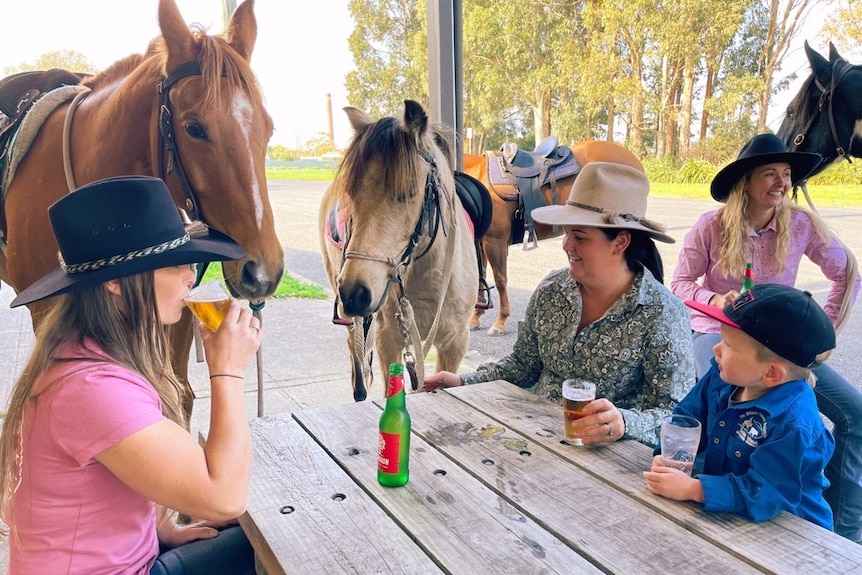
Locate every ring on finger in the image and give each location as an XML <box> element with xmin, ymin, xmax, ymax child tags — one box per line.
<box><xmin>606</xmin><ymin>422</ymin><xmax>613</xmax><ymax>436</ymax></box>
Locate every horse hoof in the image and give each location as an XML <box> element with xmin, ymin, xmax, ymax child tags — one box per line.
<box><xmin>469</xmin><ymin>322</ymin><xmax>481</xmax><ymax>331</ymax></box>
<box><xmin>487</xmin><ymin>326</ymin><xmax>508</xmax><ymax>336</ymax></box>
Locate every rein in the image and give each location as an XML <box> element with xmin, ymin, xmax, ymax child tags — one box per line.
<box><xmin>789</xmin><ymin>60</ymin><xmax>858</xmax><ymax>165</ymax></box>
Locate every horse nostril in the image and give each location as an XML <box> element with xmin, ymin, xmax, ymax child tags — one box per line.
<box><xmin>341</xmin><ymin>283</ymin><xmax>372</xmax><ymax>317</ymax></box>
<box><xmin>240</xmin><ymin>260</ymin><xmax>281</xmax><ymax>299</ymax></box>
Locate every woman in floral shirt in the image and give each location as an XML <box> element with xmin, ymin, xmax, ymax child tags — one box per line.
<box><xmin>423</xmin><ymin>162</ymin><xmax>696</xmax><ymax>446</ymax></box>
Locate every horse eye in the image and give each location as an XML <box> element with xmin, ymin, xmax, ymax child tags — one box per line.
<box><xmin>185</xmin><ymin>123</ymin><xmax>207</xmax><ymax>139</ymax></box>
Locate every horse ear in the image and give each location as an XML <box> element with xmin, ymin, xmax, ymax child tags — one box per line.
<box><xmin>344</xmin><ymin>107</ymin><xmax>371</xmax><ymax>131</ymax></box>
<box><xmin>804</xmin><ymin>41</ymin><xmax>831</xmax><ymax>85</ymax></box>
<box><xmin>226</xmin><ymin>0</ymin><xmax>257</xmax><ymax>61</ymax></box>
<box><xmin>828</xmin><ymin>42</ymin><xmax>844</xmax><ymax>64</ymax></box>
<box><xmin>158</xmin><ymin>0</ymin><xmax>198</xmax><ymax>69</ymax></box>
<box><xmin>403</xmin><ymin>100</ymin><xmax>429</xmax><ymax>138</ymax></box>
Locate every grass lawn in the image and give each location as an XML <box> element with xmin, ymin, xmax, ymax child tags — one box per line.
<box><xmin>200</xmin><ymin>262</ymin><xmax>326</xmax><ymax>300</ymax></box>
<box><xmin>651</xmin><ymin>183</ymin><xmax>862</xmax><ymax>208</ymax></box>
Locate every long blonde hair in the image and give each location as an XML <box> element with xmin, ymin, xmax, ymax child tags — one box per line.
<box><xmin>715</xmin><ymin>176</ymin><xmax>831</xmax><ymax>278</ymax></box>
<box><xmin>0</xmin><ymin>272</ymin><xmax>186</xmax><ymax>534</ymax></box>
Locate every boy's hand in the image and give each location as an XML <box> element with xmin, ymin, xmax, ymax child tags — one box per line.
<box><xmin>643</xmin><ymin>455</ymin><xmax>704</xmax><ymax>503</ymax></box>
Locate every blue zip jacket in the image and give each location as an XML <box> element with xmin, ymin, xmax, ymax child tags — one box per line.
<box><xmin>656</xmin><ymin>359</ymin><xmax>834</xmax><ymax>530</ymax></box>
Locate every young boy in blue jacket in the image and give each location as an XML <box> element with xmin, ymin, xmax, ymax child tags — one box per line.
<box><xmin>644</xmin><ymin>283</ymin><xmax>834</xmax><ymax>530</ymax></box>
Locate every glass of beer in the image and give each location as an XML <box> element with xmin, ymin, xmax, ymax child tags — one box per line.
<box><xmin>660</xmin><ymin>414</ymin><xmax>702</xmax><ymax>476</ymax></box>
<box><xmin>185</xmin><ymin>280</ymin><xmax>231</xmax><ymax>332</ymax></box>
<box><xmin>562</xmin><ymin>379</ymin><xmax>596</xmax><ymax>446</ymax></box>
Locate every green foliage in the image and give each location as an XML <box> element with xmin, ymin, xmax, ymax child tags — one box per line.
<box><xmin>3</xmin><ymin>50</ymin><xmax>97</xmax><ymax>76</ymax></box>
<box><xmin>201</xmin><ymin>263</ymin><xmax>326</xmax><ymax>300</ymax></box>
<box><xmin>267</xmin><ymin>145</ymin><xmax>299</xmax><ymax>161</ymax></box>
<box><xmin>266</xmin><ymin>168</ymin><xmax>336</xmax><ymax>181</ymax></box>
<box><xmin>807</xmin><ymin>160</ymin><xmax>862</xmax><ymax>186</ymax></box>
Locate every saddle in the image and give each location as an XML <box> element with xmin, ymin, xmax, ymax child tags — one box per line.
<box><xmin>488</xmin><ymin>136</ymin><xmax>581</xmax><ymax>249</ymax></box>
<box><xmin>0</xmin><ymin>69</ymin><xmax>87</xmax><ymax>248</ymax></box>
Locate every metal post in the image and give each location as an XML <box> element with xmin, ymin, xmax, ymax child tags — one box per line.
<box><xmin>427</xmin><ymin>0</ymin><xmax>463</xmax><ymax>171</ymax></box>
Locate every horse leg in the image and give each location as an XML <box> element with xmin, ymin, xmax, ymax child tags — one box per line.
<box><xmin>170</xmin><ymin>310</ymin><xmax>197</xmax><ymax>428</ymax></box>
<box><xmin>483</xmin><ymin>235</ymin><xmax>510</xmax><ymax>335</ymax></box>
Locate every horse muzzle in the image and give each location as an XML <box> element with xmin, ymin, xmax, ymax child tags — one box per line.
<box><xmin>338</xmin><ymin>278</ymin><xmax>387</xmax><ymax>318</ymax></box>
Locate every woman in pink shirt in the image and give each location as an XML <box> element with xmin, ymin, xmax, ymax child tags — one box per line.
<box><xmin>0</xmin><ymin>176</ymin><xmax>261</xmax><ymax>574</ymax></box>
<box><xmin>672</xmin><ymin>133</ymin><xmax>862</xmax><ymax>543</ymax></box>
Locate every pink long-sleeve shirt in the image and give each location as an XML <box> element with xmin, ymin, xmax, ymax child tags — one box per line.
<box><xmin>672</xmin><ymin>208</ymin><xmax>860</xmax><ymax>334</ymax></box>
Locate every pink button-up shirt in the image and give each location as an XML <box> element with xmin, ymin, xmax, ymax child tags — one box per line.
<box><xmin>672</xmin><ymin>208</ymin><xmax>860</xmax><ymax>334</ymax></box>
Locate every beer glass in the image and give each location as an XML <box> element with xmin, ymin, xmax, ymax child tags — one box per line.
<box><xmin>660</xmin><ymin>414</ymin><xmax>702</xmax><ymax>476</ymax></box>
<box><xmin>185</xmin><ymin>280</ymin><xmax>231</xmax><ymax>332</ymax></box>
<box><xmin>562</xmin><ymin>379</ymin><xmax>596</xmax><ymax>446</ymax></box>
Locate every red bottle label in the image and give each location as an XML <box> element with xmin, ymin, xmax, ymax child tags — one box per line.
<box><xmin>378</xmin><ymin>431</ymin><xmax>401</xmax><ymax>473</ymax></box>
<box><xmin>386</xmin><ymin>375</ymin><xmax>404</xmax><ymax>398</ymax></box>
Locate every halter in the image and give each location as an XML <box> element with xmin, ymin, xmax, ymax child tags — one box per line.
<box><xmin>789</xmin><ymin>59</ymin><xmax>857</xmax><ymax>165</ymax></box>
<box><xmin>157</xmin><ymin>61</ymin><xmax>212</xmax><ymax>222</ymax></box>
<box><xmin>342</xmin><ymin>148</ymin><xmax>446</xmax><ymax>288</ymax></box>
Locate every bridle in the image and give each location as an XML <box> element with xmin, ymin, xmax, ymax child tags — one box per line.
<box><xmin>62</xmin><ymin>60</ymin><xmax>209</xmax><ymax>223</ymax></box>
<box><xmin>342</xmin><ymin>148</ymin><xmax>446</xmax><ymax>296</ymax></box>
<box><xmin>157</xmin><ymin>61</ymin><xmax>214</xmax><ymax>222</ymax></box>
<box><xmin>788</xmin><ymin>59</ymin><xmax>858</xmax><ymax>165</ymax></box>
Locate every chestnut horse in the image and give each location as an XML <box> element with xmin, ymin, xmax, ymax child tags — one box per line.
<box><xmin>463</xmin><ymin>140</ymin><xmax>642</xmax><ymax>334</ymax></box>
<box><xmin>319</xmin><ymin>101</ymin><xmax>477</xmax><ymax>401</ymax></box>
<box><xmin>0</xmin><ymin>0</ymin><xmax>284</xmax><ymax>419</ymax></box>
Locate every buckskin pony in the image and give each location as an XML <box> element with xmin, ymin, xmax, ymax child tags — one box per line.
<box><xmin>0</xmin><ymin>0</ymin><xmax>284</xmax><ymax>420</ymax></box>
<box><xmin>320</xmin><ymin>100</ymin><xmax>477</xmax><ymax>402</ymax></box>
<box><xmin>463</xmin><ymin>140</ymin><xmax>642</xmax><ymax>335</ymax></box>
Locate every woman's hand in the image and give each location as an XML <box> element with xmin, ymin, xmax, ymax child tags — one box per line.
<box><xmin>708</xmin><ymin>290</ymin><xmax>739</xmax><ymax>308</ymax></box>
<box><xmin>643</xmin><ymin>455</ymin><xmax>704</xmax><ymax>502</ymax></box>
<box><xmin>156</xmin><ymin>507</ymin><xmax>239</xmax><ymax>549</ymax></box>
<box><xmin>567</xmin><ymin>398</ymin><xmax>625</xmax><ymax>444</ymax></box>
<box><xmin>421</xmin><ymin>371</ymin><xmax>463</xmax><ymax>392</ymax></box>
<box><xmin>200</xmin><ymin>300</ymin><xmax>262</xmax><ymax>377</ymax></box>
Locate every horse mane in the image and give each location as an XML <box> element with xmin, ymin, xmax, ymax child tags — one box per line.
<box><xmin>783</xmin><ymin>72</ymin><xmax>819</xmax><ymax>135</ymax></box>
<box><xmin>83</xmin><ymin>25</ymin><xmax>264</xmax><ymax>111</ymax></box>
<box><xmin>338</xmin><ymin>116</ymin><xmax>448</xmax><ymax>203</ymax></box>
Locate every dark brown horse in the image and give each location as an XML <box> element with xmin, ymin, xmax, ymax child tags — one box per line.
<box><xmin>0</xmin><ymin>0</ymin><xmax>284</xmax><ymax>418</ymax></box>
<box><xmin>463</xmin><ymin>140</ymin><xmax>643</xmax><ymax>334</ymax></box>
<box><xmin>777</xmin><ymin>41</ymin><xmax>862</xmax><ymax>176</ymax></box>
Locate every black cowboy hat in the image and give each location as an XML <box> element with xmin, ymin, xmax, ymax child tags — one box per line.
<box><xmin>710</xmin><ymin>133</ymin><xmax>823</xmax><ymax>202</ymax></box>
<box><xmin>11</xmin><ymin>176</ymin><xmax>245</xmax><ymax>308</ymax></box>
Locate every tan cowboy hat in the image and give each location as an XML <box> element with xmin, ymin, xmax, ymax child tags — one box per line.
<box><xmin>531</xmin><ymin>161</ymin><xmax>674</xmax><ymax>243</ymax></box>
<box><xmin>11</xmin><ymin>176</ymin><xmax>245</xmax><ymax>308</ymax></box>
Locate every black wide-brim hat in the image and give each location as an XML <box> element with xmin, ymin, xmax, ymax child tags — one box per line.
<box><xmin>11</xmin><ymin>175</ymin><xmax>245</xmax><ymax>308</ymax></box>
<box><xmin>710</xmin><ymin>133</ymin><xmax>822</xmax><ymax>202</ymax></box>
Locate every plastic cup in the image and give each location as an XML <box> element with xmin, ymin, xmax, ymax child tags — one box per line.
<box><xmin>660</xmin><ymin>414</ymin><xmax>702</xmax><ymax>476</ymax></box>
<box><xmin>185</xmin><ymin>280</ymin><xmax>230</xmax><ymax>331</ymax></box>
<box><xmin>562</xmin><ymin>379</ymin><xmax>596</xmax><ymax>446</ymax></box>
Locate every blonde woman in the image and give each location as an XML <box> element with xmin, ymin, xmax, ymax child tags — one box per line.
<box><xmin>672</xmin><ymin>133</ymin><xmax>862</xmax><ymax>543</ymax></box>
<box><xmin>0</xmin><ymin>176</ymin><xmax>261</xmax><ymax>573</ymax></box>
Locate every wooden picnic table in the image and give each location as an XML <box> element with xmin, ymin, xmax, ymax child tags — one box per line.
<box><xmin>237</xmin><ymin>380</ymin><xmax>862</xmax><ymax>574</ymax></box>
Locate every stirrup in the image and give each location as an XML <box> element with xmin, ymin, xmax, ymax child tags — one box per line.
<box><xmin>475</xmin><ymin>279</ymin><xmax>495</xmax><ymax>310</ymax></box>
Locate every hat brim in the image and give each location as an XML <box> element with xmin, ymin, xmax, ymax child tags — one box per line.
<box><xmin>685</xmin><ymin>299</ymin><xmax>741</xmax><ymax>329</ymax></box>
<box><xmin>531</xmin><ymin>204</ymin><xmax>675</xmax><ymax>243</ymax></box>
<box><xmin>10</xmin><ymin>229</ymin><xmax>245</xmax><ymax>308</ymax></box>
<box><xmin>710</xmin><ymin>152</ymin><xmax>822</xmax><ymax>202</ymax></box>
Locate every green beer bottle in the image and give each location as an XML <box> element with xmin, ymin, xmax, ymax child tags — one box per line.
<box><xmin>377</xmin><ymin>363</ymin><xmax>411</xmax><ymax>487</ymax></box>
<box><xmin>740</xmin><ymin>262</ymin><xmax>755</xmax><ymax>293</ymax></box>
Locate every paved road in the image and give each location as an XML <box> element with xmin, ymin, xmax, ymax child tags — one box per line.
<box><xmin>271</xmin><ymin>179</ymin><xmax>862</xmax><ymax>386</ymax></box>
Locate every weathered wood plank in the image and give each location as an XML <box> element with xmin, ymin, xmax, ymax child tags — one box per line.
<box><xmin>240</xmin><ymin>415</ymin><xmax>443</xmax><ymax>575</ymax></box>
<box><xmin>400</xmin><ymin>389</ymin><xmax>761</xmax><ymax>575</ymax></box>
<box><xmin>294</xmin><ymin>400</ymin><xmax>602</xmax><ymax>574</ymax></box>
<box><xmin>445</xmin><ymin>381</ymin><xmax>862</xmax><ymax>574</ymax></box>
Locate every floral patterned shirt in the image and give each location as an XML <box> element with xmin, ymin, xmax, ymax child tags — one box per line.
<box><xmin>462</xmin><ymin>267</ymin><xmax>696</xmax><ymax>446</ymax></box>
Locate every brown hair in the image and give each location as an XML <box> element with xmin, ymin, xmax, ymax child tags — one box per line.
<box><xmin>0</xmin><ymin>271</ymin><xmax>185</xmax><ymax>536</ymax></box>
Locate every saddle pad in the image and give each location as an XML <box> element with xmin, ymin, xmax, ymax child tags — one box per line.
<box><xmin>3</xmin><ymin>85</ymin><xmax>86</xmax><ymax>193</ymax></box>
<box><xmin>454</xmin><ymin>171</ymin><xmax>492</xmax><ymax>239</ymax></box>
